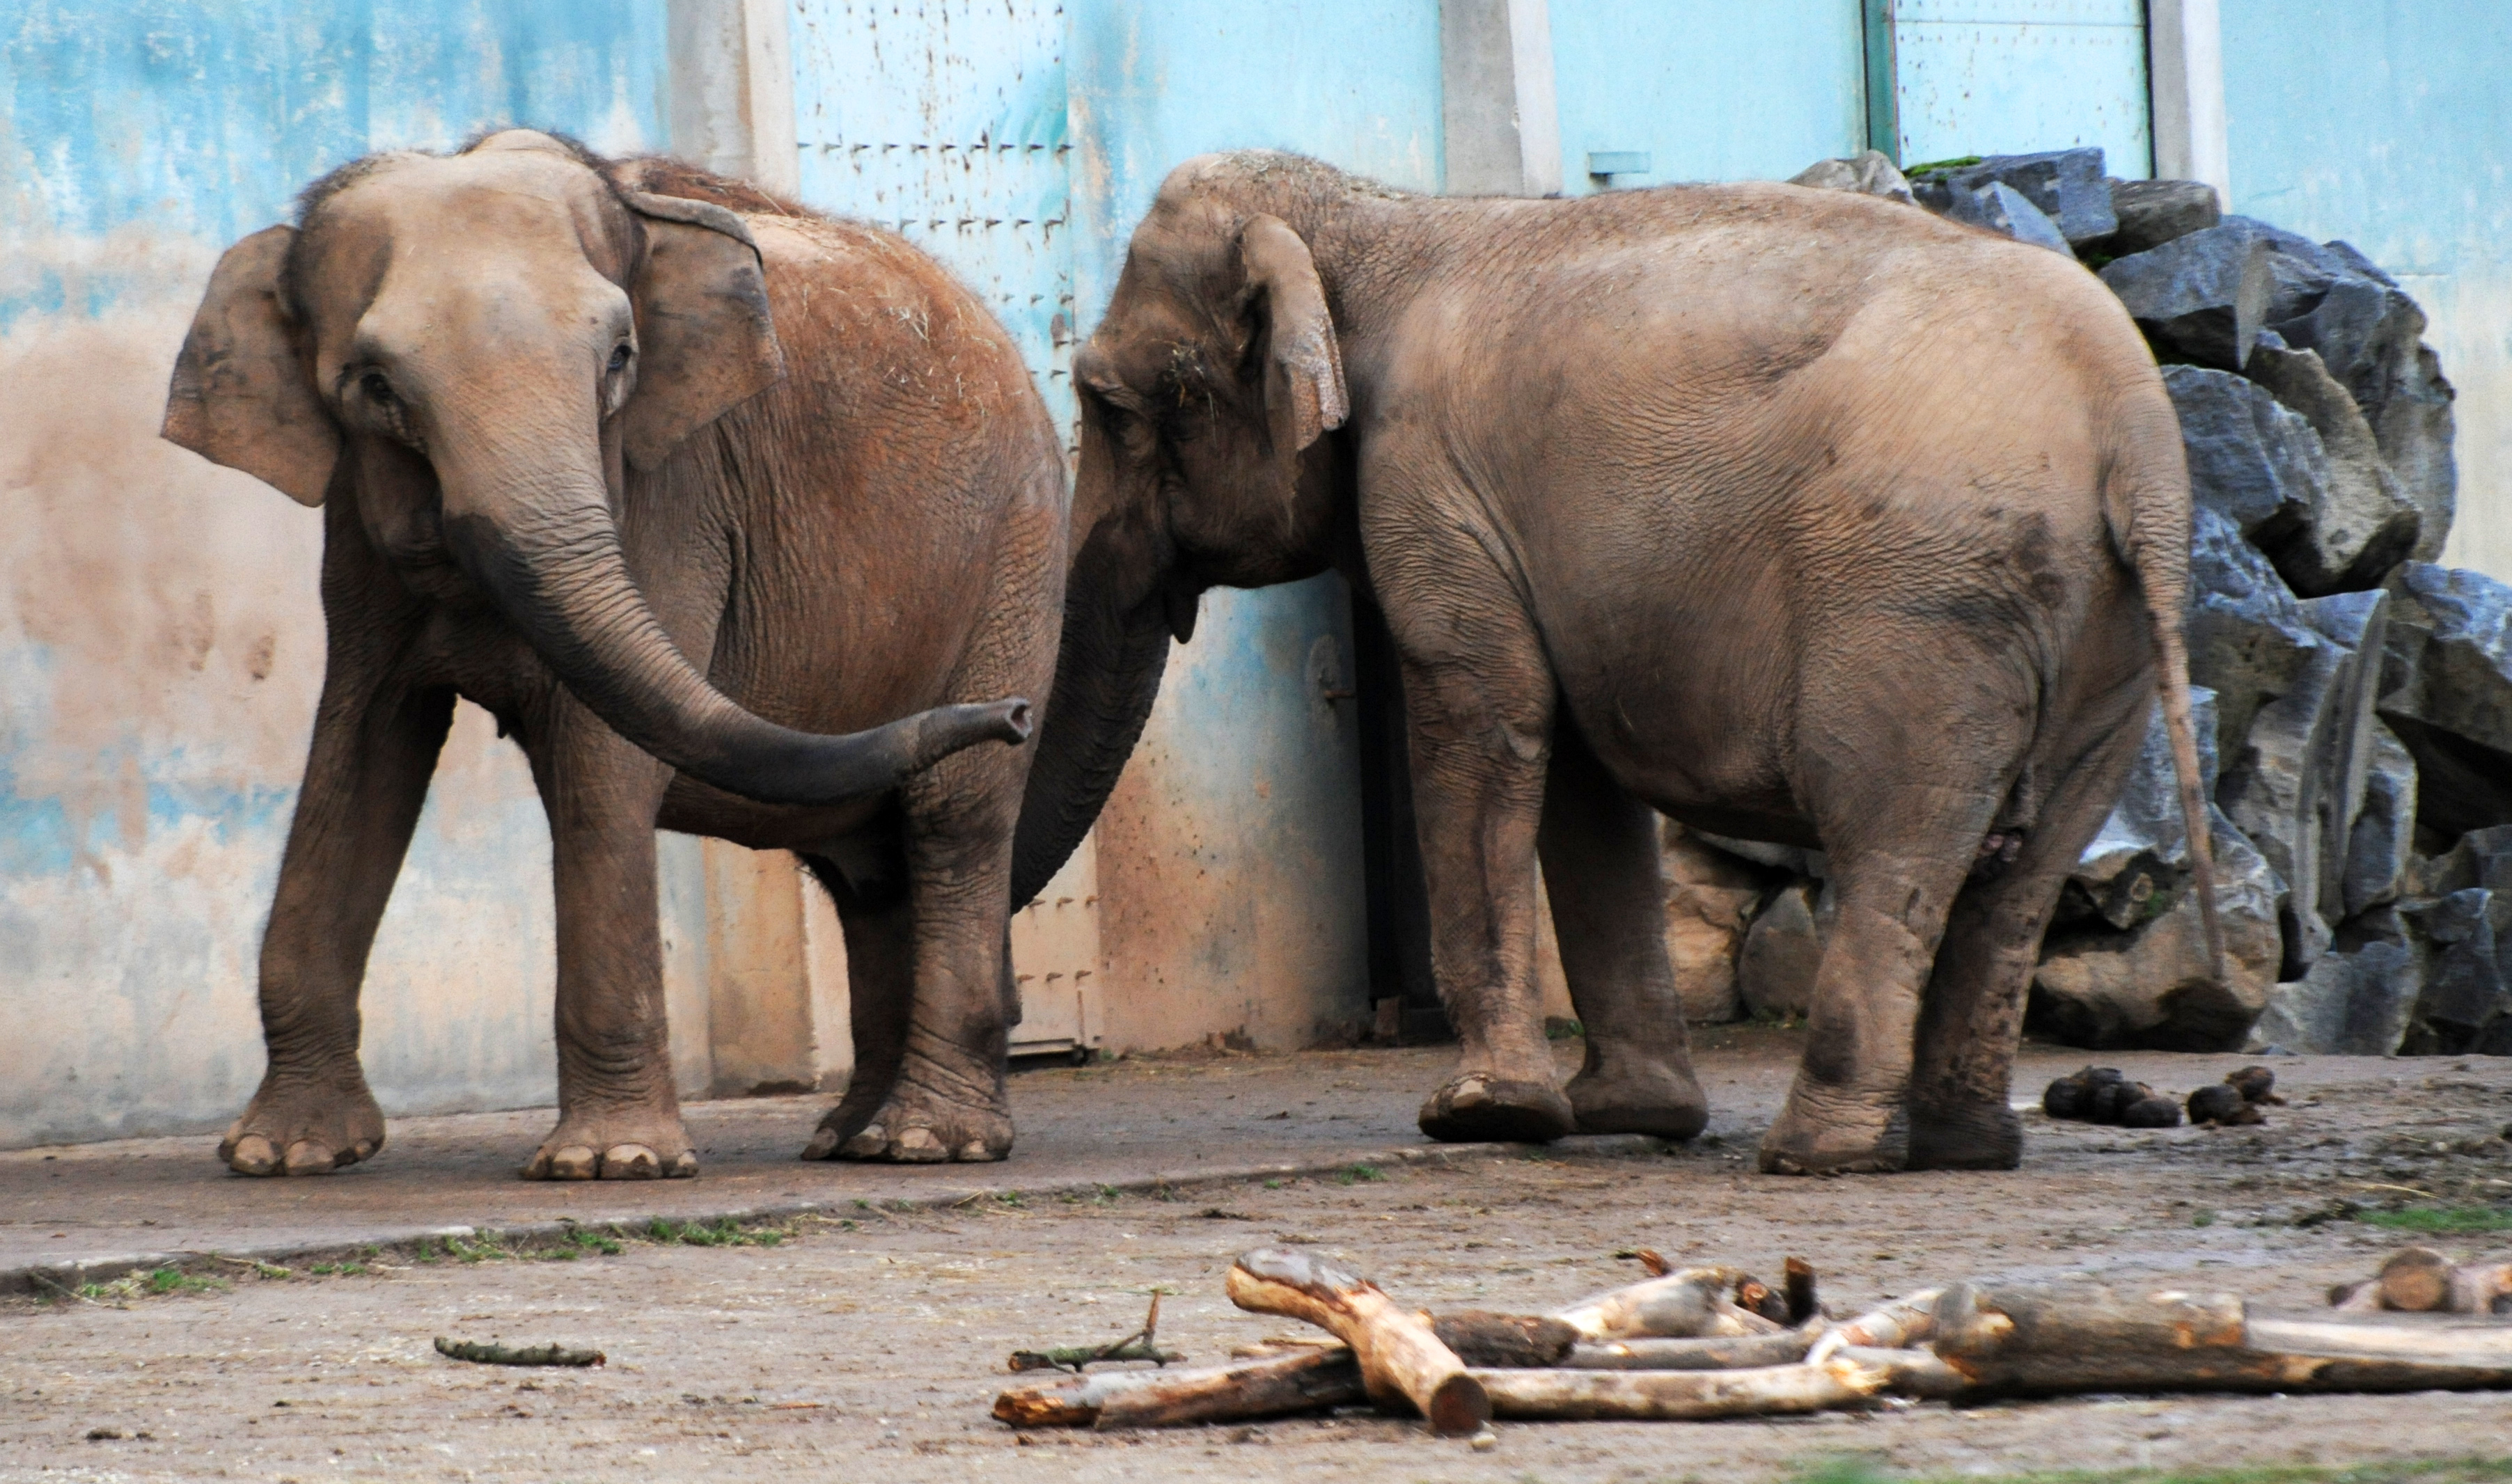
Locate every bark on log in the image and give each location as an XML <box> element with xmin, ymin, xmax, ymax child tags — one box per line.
<box><xmin>432</xmin><ymin>1337</ymin><xmax>604</xmax><ymax>1367</ymax></box>
<box><xmin>994</xmin><ymin>1348</ymin><xmax>1363</xmax><ymax>1429</ymax></box>
<box><xmin>1226</xmin><ymin>1248</ymin><xmax>1489</xmax><ymax>1435</ymax></box>
<box><xmin>1475</xmin><ymin>1356</ymin><xmax>1890</xmax><ymax>1421</ymax></box>
<box><xmin>1784</xmin><ymin>1256</ymin><xmax>1820</xmax><ymax>1327</ymax></box>
<box><xmin>1429</xmin><ymin>1311</ymin><xmax>1579</xmax><ymax>1368</ymax></box>
<box><xmin>1553</xmin><ymin>1267</ymin><xmax>1781</xmax><ymax>1340</ymax></box>
<box><xmin>1560</xmin><ymin>1332</ymin><xmax>1818</xmax><ymax>1371</ymax></box>
<box><xmin>1805</xmin><ymin>1289</ymin><xmax>1941</xmax><ymax>1364</ymax></box>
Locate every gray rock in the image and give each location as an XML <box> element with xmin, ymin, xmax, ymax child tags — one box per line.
<box><xmin>1659</xmin><ymin>823</ymin><xmax>1769</xmax><ymax>1024</ymax></box>
<box><xmin>2185</xmin><ymin>505</ymin><xmax>2322</xmax><ymax>768</ymax></box>
<box><xmin>1946</xmin><ymin>181</ymin><xmax>2073</xmax><ymax>255</ymax></box>
<box><xmin>2411</xmin><ymin>821</ymin><xmax>2512</xmax><ymax>897</ymax></box>
<box><xmin>2246</xmin><ymin>938</ymin><xmax>2421</xmax><ymax>1055</ymax></box>
<box><xmin>2071</xmin><ymin>687</ymin><xmax>2220</xmax><ymax>929</ymax></box>
<box><xmin>2341</xmin><ymin>722</ymin><xmax>2416</xmax><ymax>918</ymax></box>
<box><xmin>2243</xmin><ymin>343</ymin><xmax>2422</xmax><ymax>592</ymax></box>
<box><xmin>2165</xmin><ymin>365</ymin><xmax>2325</xmax><ymax>550</ymax></box>
<box><xmin>2105</xmin><ymin>177</ymin><xmax>2221</xmax><ymax>254</ymax></box>
<box><xmin>2378</xmin><ymin>563</ymin><xmax>2512</xmax><ymax>841</ymax></box>
<box><xmin>1914</xmin><ymin>149</ymin><xmax>2117</xmax><ymax>245</ymax></box>
<box><xmin>2032</xmin><ymin>808</ymin><xmax>2284</xmax><ymax>1050</ymax></box>
<box><xmin>2399</xmin><ymin>888</ymin><xmax>2512</xmax><ymax>1052</ymax></box>
<box><xmin>2218</xmin><ymin>588</ymin><xmax>2389</xmax><ymax>974</ymax></box>
<box><xmin>1736</xmin><ymin>878</ymin><xmax>1830</xmax><ymax>1021</ymax></box>
<box><xmin>1787</xmin><ymin>150</ymin><xmax>1917</xmax><ymax>207</ymax></box>
<box><xmin>2098</xmin><ymin>223</ymin><xmax>2274</xmax><ymax>369</ymax></box>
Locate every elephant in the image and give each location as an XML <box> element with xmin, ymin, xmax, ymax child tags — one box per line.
<box><xmin>1007</xmin><ymin>150</ymin><xmax>2217</xmax><ymax>1175</ymax></box>
<box><xmin>161</xmin><ymin>129</ymin><xmax>1065</xmax><ymax>1179</ymax></box>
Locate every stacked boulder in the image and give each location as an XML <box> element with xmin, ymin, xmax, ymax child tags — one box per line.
<box><xmin>1658</xmin><ymin>148</ymin><xmax>2509</xmax><ymax>1057</ymax></box>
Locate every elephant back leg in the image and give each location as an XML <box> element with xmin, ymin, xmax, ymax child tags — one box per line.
<box><xmin>1908</xmin><ymin>610</ymin><xmax>2158</xmax><ymax>1169</ymax></box>
<box><xmin>1758</xmin><ymin>644</ymin><xmax>2034</xmax><ymax>1175</ymax></box>
<box><xmin>1541</xmin><ymin>718</ymin><xmax>1709</xmax><ymax>1139</ymax></box>
<box><xmin>801</xmin><ymin>853</ymin><xmax>916</xmax><ymax>1159</ymax></box>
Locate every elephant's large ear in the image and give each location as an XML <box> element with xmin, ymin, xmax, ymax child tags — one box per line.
<box><xmin>618</xmin><ymin>190</ymin><xmax>787</xmax><ymax>471</ymax></box>
<box><xmin>162</xmin><ymin>226</ymin><xmax>338</xmax><ymax>507</ymax></box>
<box><xmin>1237</xmin><ymin>214</ymin><xmax>1348</xmax><ymax>457</ymax></box>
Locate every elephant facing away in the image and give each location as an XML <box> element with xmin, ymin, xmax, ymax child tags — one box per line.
<box><xmin>1010</xmin><ymin>151</ymin><xmax>2217</xmax><ymax>1176</ymax></box>
<box><xmin>163</xmin><ymin>129</ymin><xmax>1064</xmax><ymax>1178</ymax></box>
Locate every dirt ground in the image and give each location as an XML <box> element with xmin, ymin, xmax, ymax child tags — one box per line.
<box><xmin>6</xmin><ymin>1027</ymin><xmax>2512</xmax><ymax>1483</ymax></box>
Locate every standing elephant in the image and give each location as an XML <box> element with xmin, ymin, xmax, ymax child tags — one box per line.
<box><xmin>1010</xmin><ymin>151</ymin><xmax>2217</xmax><ymax>1175</ymax></box>
<box><xmin>162</xmin><ymin>129</ymin><xmax>1063</xmax><ymax>1179</ymax></box>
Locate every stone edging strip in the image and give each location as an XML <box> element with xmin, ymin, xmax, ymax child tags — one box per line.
<box><xmin>3</xmin><ymin>1132</ymin><xmax>1664</xmax><ymax>1296</ymax></box>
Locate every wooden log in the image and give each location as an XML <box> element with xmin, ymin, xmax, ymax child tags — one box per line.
<box><xmin>2376</xmin><ymin>1246</ymin><xmax>2454</xmax><ymax>1312</ymax></box>
<box><xmin>1933</xmin><ymin>1283</ymin><xmax>2512</xmax><ymax>1397</ymax></box>
<box><xmin>1429</xmin><ymin>1311</ymin><xmax>1579</xmax><ymax>1368</ymax></box>
<box><xmin>994</xmin><ymin>1347</ymin><xmax>1363</xmax><ymax>1429</ymax></box>
<box><xmin>1475</xmin><ymin>1355</ymin><xmax>1891</xmax><ymax>1421</ymax></box>
<box><xmin>1553</xmin><ymin>1267</ymin><xmax>1781</xmax><ymax>1341</ymax></box>
<box><xmin>1804</xmin><ymin>1288</ymin><xmax>1940</xmax><ymax>1365</ymax></box>
<box><xmin>1835</xmin><ymin>1345</ymin><xmax>1970</xmax><ymax>1400</ymax></box>
<box><xmin>1225</xmin><ymin>1248</ymin><xmax>1489</xmax><ymax>1435</ymax></box>
<box><xmin>1559</xmin><ymin>1332</ymin><xmax>1817</xmax><ymax>1371</ymax></box>
<box><xmin>1784</xmin><ymin>1256</ymin><xmax>1819</xmax><ymax>1327</ymax></box>
<box><xmin>433</xmin><ymin>1336</ymin><xmax>604</xmax><ymax>1367</ymax></box>
<box><xmin>2327</xmin><ymin>1247</ymin><xmax>2512</xmax><ymax>1315</ymax></box>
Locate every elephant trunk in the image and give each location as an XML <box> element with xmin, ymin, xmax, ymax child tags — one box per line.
<box><xmin>439</xmin><ymin>460</ymin><xmax>1026</xmax><ymax>805</ymax></box>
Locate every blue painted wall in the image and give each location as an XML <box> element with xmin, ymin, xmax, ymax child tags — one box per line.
<box><xmin>0</xmin><ymin>0</ymin><xmax>673</xmax><ymax>1146</ymax></box>
<box><xmin>1066</xmin><ymin>0</ymin><xmax>1442</xmax><ymax>1050</ymax></box>
<box><xmin>1547</xmin><ymin>0</ymin><xmax>1866</xmax><ymax>191</ymax></box>
<box><xmin>2220</xmin><ymin>0</ymin><xmax>2512</xmax><ymax>582</ymax></box>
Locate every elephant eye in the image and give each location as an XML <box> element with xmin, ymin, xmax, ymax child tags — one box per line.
<box><xmin>360</xmin><ymin>370</ymin><xmax>396</xmax><ymax>405</ymax></box>
<box><xmin>608</xmin><ymin>342</ymin><xmax>633</xmax><ymax>374</ymax></box>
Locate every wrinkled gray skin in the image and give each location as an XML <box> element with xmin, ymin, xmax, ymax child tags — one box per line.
<box><xmin>164</xmin><ymin>132</ymin><xmax>1062</xmax><ymax>1179</ymax></box>
<box><xmin>1011</xmin><ymin>152</ymin><xmax>2216</xmax><ymax>1174</ymax></box>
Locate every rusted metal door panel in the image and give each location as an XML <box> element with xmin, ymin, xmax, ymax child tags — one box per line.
<box><xmin>787</xmin><ymin>0</ymin><xmax>1076</xmax><ymax>427</ymax></box>
<box><xmin>1879</xmin><ymin>0</ymin><xmax>2150</xmax><ymax>174</ymax></box>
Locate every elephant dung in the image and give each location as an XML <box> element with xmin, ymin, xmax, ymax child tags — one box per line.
<box><xmin>2340</xmin><ymin>722</ymin><xmax>2417</xmax><ymax>918</ymax></box>
<box><xmin>2104</xmin><ymin>177</ymin><xmax>2222</xmax><ymax>255</ymax></box>
<box><xmin>2247</xmin><ymin>938</ymin><xmax>2421</xmax><ymax>1056</ymax></box>
<box><xmin>2030</xmin><ymin>806</ymin><xmax>2284</xmax><ymax>1050</ymax></box>
<box><xmin>1658</xmin><ymin>825</ymin><xmax>1768</xmax><ymax>1024</ymax></box>
<box><xmin>2377</xmin><ymin>562</ymin><xmax>2512</xmax><ymax>842</ymax></box>
<box><xmin>1787</xmin><ymin>150</ymin><xmax>1915</xmax><ymax>207</ymax></box>
<box><xmin>1913</xmin><ymin>149</ymin><xmax>2117</xmax><ymax>245</ymax></box>
<box><xmin>1736</xmin><ymin>878</ymin><xmax>1831</xmax><ymax>1022</ymax></box>
<box><xmin>2097</xmin><ymin>225</ymin><xmax>2274</xmax><ymax>370</ymax></box>
<box><xmin>2242</xmin><ymin>342</ymin><xmax>2421</xmax><ymax>593</ymax></box>
<box><xmin>1945</xmin><ymin>181</ymin><xmax>2073</xmax><ymax>255</ymax></box>
<box><xmin>2217</xmin><ymin>587</ymin><xmax>2389</xmax><ymax>974</ymax></box>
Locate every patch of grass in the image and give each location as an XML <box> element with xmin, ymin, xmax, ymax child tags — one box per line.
<box><xmin>2361</xmin><ymin>1205</ymin><xmax>2512</xmax><ymax>1233</ymax></box>
<box><xmin>62</xmin><ymin>1267</ymin><xmax>229</xmax><ymax>1304</ymax></box>
<box><xmin>2193</xmin><ymin>1209</ymin><xmax>2217</xmax><ymax>1227</ymax></box>
<box><xmin>644</xmin><ymin>1217</ymin><xmax>783</xmax><ymax>1249</ymax></box>
<box><xmin>308</xmin><ymin>1262</ymin><xmax>367</xmax><ymax>1277</ymax></box>
<box><xmin>538</xmin><ymin>1226</ymin><xmax>622</xmax><ymax>1261</ymax></box>
<box><xmin>1335</xmin><ymin>1164</ymin><xmax>1384</xmax><ymax>1186</ymax></box>
<box><xmin>1901</xmin><ymin>154</ymin><xmax>1984</xmax><ymax>176</ymax></box>
<box><xmin>1787</xmin><ymin>1456</ymin><xmax>2512</xmax><ymax>1484</ymax></box>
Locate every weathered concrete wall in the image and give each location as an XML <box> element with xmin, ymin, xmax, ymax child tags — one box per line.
<box><xmin>1067</xmin><ymin>1</ymin><xmax>1442</xmax><ymax>1052</ymax></box>
<box><xmin>2220</xmin><ymin>0</ymin><xmax>2512</xmax><ymax>583</ymax></box>
<box><xmin>0</xmin><ymin>1</ymin><xmax>675</xmax><ymax>1148</ymax></box>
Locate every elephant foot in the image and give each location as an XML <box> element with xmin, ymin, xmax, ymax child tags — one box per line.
<box><xmin>521</xmin><ymin>1107</ymin><xmax>698</xmax><ymax>1181</ymax></box>
<box><xmin>1418</xmin><ymin>1073</ymin><xmax>1573</xmax><ymax>1144</ymax></box>
<box><xmin>219</xmin><ymin>1075</ymin><xmax>387</xmax><ymax>1177</ymax></box>
<box><xmin>1565</xmin><ymin>1045</ymin><xmax>1709</xmax><ymax>1140</ymax></box>
<box><xmin>805</xmin><ymin>1079</ymin><xmax>1012</xmax><ymax>1164</ymax></box>
<box><xmin>1907</xmin><ymin>1099</ymin><xmax>2025</xmax><ymax>1171</ymax></box>
<box><xmin>1756</xmin><ymin>1089</ymin><xmax>1909</xmax><ymax>1176</ymax></box>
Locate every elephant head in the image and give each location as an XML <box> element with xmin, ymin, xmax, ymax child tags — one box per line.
<box><xmin>164</xmin><ymin>129</ymin><xmax>1028</xmax><ymax>806</ymax></box>
<box><xmin>1012</xmin><ymin>157</ymin><xmax>1349</xmax><ymax>901</ymax></box>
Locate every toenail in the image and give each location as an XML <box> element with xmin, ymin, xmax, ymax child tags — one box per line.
<box><xmin>802</xmin><ymin>1129</ymin><xmax>840</xmax><ymax>1160</ymax></box>
<box><xmin>668</xmin><ymin>1151</ymin><xmax>700</xmax><ymax>1178</ymax></box>
<box><xmin>840</xmin><ymin>1127</ymin><xmax>888</xmax><ymax>1158</ymax></box>
<box><xmin>602</xmin><ymin>1144</ymin><xmax>661</xmax><ymax>1179</ymax></box>
<box><xmin>549</xmin><ymin>1146</ymin><xmax>598</xmax><ymax>1180</ymax></box>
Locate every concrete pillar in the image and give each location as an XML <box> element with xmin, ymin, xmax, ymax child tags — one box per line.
<box><xmin>1441</xmin><ymin>0</ymin><xmax>1562</xmax><ymax>196</ymax></box>
<box><xmin>667</xmin><ymin>0</ymin><xmax>799</xmax><ymax>194</ymax></box>
<box><xmin>2149</xmin><ymin>0</ymin><xmax>2231</xmax><ymax>198</ymax></box>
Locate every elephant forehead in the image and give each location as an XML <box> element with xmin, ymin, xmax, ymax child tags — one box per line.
<box><xmin>312</xmin><ymin>150</ymin><xmax>631</xmax><ymax>285</ymax></box>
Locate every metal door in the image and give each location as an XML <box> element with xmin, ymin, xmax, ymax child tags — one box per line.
<box><xmin>787</xmin><ymin>0</ymin><xmax>1098</xmax><ymax>1057</ymax></box>
<box><xmin>1874</xmin><ymin>0</ymin><xmax>2151</xmax><ymax>175</ymax></box>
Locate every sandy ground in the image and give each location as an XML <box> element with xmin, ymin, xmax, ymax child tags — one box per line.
<box><xmin>5</xmin><ymin>1027</ymin><xmax>2512</xmax><ymax>1483</ymax></box>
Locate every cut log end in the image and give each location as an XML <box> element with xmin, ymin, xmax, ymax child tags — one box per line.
<box><xmin>1424</xmin><ymin>1372</ymin><xmax>1493</xmax><ymax>1436</ymax></box>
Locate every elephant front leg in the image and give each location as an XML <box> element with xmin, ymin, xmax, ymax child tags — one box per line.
<box><xmin>1396</xmin><ymin>639</ymin><xmax>1573</xmax><ymax>1145</ymax></box>
<box><xmin>522</xmin><ymin>716</ymin><xmax>695</xmax><ymax>1181</ymax></box>
<box><xmin>1540</xmin><ymin>724</ymin><xmax>1707</xmax><ymax>1140</ymax></box>
<box><xmin>226</xmin><ymin>681</ymin><xmax>455</xmax><ymax>1176</ymax></box>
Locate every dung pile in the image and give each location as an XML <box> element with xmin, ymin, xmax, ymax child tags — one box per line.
<box><xmin>1664</xmin><ymin>148</ymin><xmax>2509</xmax><ymax>1057</ymax></box>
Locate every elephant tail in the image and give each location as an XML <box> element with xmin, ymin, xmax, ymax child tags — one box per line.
<box><xmin>2103</xmin><ymin>390</ymin><xmax>2225</xmax><ymax>984</ymax></box>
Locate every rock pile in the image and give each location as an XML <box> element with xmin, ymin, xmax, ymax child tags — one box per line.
<box><xmin>1661</xmin><ymin>148</ymin><xmax>2506</xmax><ymax>1057</ymax></box>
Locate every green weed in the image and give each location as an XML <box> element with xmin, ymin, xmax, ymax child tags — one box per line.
<box><xmin>2360</xmin><ymin>1206</ymin><xmax>2512</xmax><ymax>1233</ymax></box>
<box><xmin>1901</xmin><ymin>154</ymin><xmax>1984</xmax><ymax>176</ymax></box>
<box><xmin>1336</xmin><ymin>1164</ymin><xmax>1385</xmax><ymax>1186</ymax></box>
<box><xmin>644</xmin><ymin>1217</ymin><xmax>783</xmax><ymax>1248</ymax></box>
